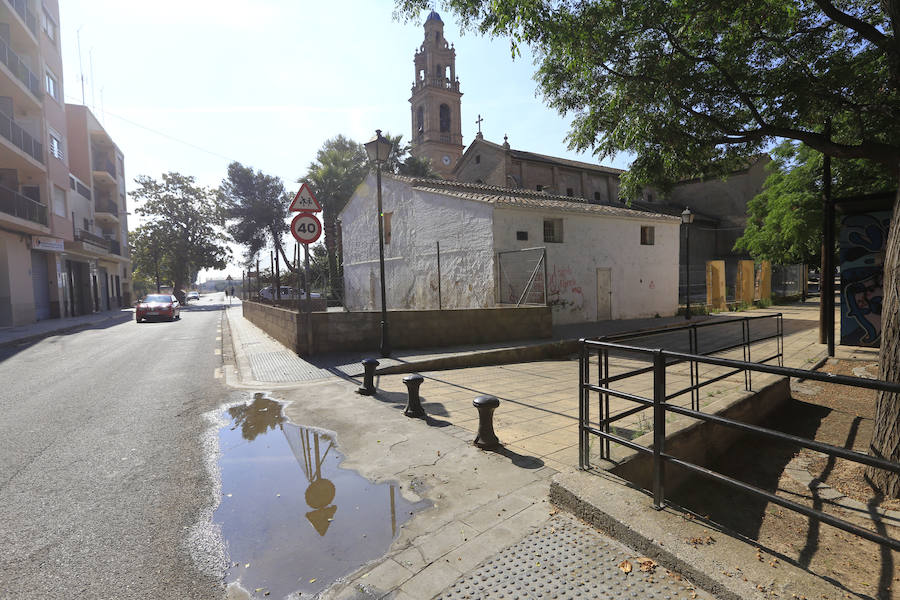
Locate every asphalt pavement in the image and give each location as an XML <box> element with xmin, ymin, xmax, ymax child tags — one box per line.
<box><xmin>0</xmin><ymin>293</ymin><xmax>234</xmax><ymax>600</ymax></box>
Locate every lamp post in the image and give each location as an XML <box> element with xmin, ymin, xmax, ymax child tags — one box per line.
<box><xmin>681</xmin><ymin>207</ymin><xmax>694</xmax><ymax>319</ymax></box>
<box><xmin>364</xmin><ymin>129</ymin><xmax>393</xmax><ymax>357</ymax></box>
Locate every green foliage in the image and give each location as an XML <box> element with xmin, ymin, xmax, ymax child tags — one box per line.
<box><xmin>395</xmin><ymin>1</ymin><xmax>900</xmax><ymax>196</ymax></box>
<box><xmin>221</xmin><ymin>162</ymin><xmax>291</xmax><ymax>266</ymax></box>
<box><xmin>132</xmin><ymin>172</ymin><xmax>229</xmax><ymax>299</ymax></box>
<box><xmin>735</xmin><ymin>142</ymin><xmax>895</xmax><ymax>264</ymax></box>
<box><xmin>129</xmin><ymin>222</ymin><xmax>174</xmax><ymax>294</ymax></box>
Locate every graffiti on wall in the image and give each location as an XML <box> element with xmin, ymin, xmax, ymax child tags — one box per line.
<box><xmin>839</xmin><ymin>211</ymin><xmax>890</xmax><ymax>347</ymax></box>
<box><xmin>548</xmin><ymin>265</ymin><xmax>584</xmax><ymax>311</ymax></box>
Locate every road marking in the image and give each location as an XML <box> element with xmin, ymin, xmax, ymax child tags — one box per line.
<box><xmin>216</xmin><ymin>336</ymin><xmax>222</xmax><ymax>342</ymax></box>
<box><xmin>214</xmin><ymin>367</ymin><xmax>223</xmax><ymax>379</ymax></box>
<box><xmin>215</xmin><ymin>348</ymin><xmax>222</xmax><ymax>356</ymax></box>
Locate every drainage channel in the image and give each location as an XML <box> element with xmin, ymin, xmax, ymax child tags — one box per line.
<box><xmin>215</xmin><ymin>393</ymin><xmax>427</xmax><ymax>598</ymax></box>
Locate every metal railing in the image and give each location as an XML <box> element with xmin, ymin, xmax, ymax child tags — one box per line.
<box><xmin>95</xmin><ymin>200</ymin><xmax>118</xmax><ymax>215</ymax></box>
<box><xmin>0</xmin><ymin>37</ymin><xmax>42</xmax><ymax>99</ymax></box>
<box><xmin>75</xmin><ymin>228</ymin><xmax>109</xmax><ymax>248</ymax></box>
<box><xmin>0</xmin><ymin>109</ymin><xmax>43</xmax><ymax>163</ymax></box>
<box><xmin>92</xmin><ymin>155</ymin><xmax>116</xmax><ymax>179</ymax></box>
<box><xmin>5</xmin><ymin>0</ymin><xmax>38</xmax><ymax>36</ymax></box>
<box><xmin>108</xmin><ymin>240</ymin><xmax>121</xmax><ymax>255</ymax></box>
<box><xmin>595</xmin><ymin>314</ymin><xmax>783</xmax><ymax>423</ymax></box>
<box><xmin>579</xmin><ymin>338</ymin><xmax>900</xmax><ymax>551</ymax></box>
<box><xmin>0</xmin><ymin>181</ymin><xmax>46</xmax><ymax>225</ymax></box>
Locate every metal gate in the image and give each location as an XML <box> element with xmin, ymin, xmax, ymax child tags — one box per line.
<box><xmin>497</xmin><ymin>247</ymin><xmax>547</xmax><ymax>306</ymax></box>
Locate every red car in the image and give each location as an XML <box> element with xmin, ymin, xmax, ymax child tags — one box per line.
<box><xmin>135</xmin><ymin>294</ymin><xmax>181</xmax><ymax>322</ymax></box>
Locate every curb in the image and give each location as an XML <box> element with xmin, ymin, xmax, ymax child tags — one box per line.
<box><xmin>550</xmin><ymin>468</ymin><xmax>849</xmax><ymax>600</ymax></box>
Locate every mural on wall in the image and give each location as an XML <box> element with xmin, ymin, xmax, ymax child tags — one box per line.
<box><xmin>839</xmin><ymin>211</ymin><xmax>890</xmax><ymax>347</ymax></box>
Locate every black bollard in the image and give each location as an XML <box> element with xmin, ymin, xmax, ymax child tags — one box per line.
<box><xmin>473</xmin><ymin>395</ymin><xmax>500</xmax><ymax>449</ymax></box>
<box><xmin>357</xmin><ymin>358</ymin><xmax>379</xmax><ymax>395</ymax></box>
<box><xmin>402</xmin><ymin>374</ymin><xmax>426</xmax><ymax>418</ymax></box>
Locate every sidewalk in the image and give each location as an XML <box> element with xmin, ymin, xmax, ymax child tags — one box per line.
<box><xmin>0</xmin><ymin>307</ymin><xmax>133</xmax><ymax>350</ymax></box>
<box><xmin>223</xmin><ymin>299</ymin><xmax>863</xmax><ymax>599</ymax></box>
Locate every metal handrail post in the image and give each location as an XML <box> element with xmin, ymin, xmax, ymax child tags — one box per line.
<box><xmin>579</xmin><ymin>342</ymin><xmax>589</xmax><ymax>469</ymax></box>
<box><xmin>603</xmin><ymin>349</ymin><xmax>610</xmax><ymax>458</ymax></box>
<box><xmin>652</xmin><ymin>350</ymin><xmax>667</xmax><ymax>509</ymax></box>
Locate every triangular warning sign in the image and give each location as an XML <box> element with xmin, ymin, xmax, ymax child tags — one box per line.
<box><xmin>289</xmin><ymin>183</ymin><xmax>323</xmax><ymax>212</ymax></box>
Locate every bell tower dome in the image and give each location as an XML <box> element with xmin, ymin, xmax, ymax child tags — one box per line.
<box><xmin>409</xmin><ymin>10</ymin><xmax>463</xmax><ymax>178</ymax></box>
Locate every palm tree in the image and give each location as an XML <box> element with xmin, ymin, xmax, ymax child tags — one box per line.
<box><xmin>302</xmin><ymin>136</ymin><xmax>368</xmax><ymax>299</ymax></box>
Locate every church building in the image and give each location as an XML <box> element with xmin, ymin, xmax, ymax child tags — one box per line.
<box><xmin>408</xmin><ymin>10</ymin><xmax>464</xmax><ymax>179</ymax></box>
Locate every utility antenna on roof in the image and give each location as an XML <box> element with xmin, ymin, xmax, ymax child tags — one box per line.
<box><xmin>77</xmin><ymin>27</ymin><xmax>85</xmax><ymax>104</ymax></box>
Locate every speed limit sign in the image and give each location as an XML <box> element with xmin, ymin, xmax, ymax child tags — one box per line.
<box><xmin>291</xmin><ymin>212</ymin><xmax>322</xmax><ymax>244</ymax></box>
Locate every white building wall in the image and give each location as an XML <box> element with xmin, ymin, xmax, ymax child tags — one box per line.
<box><xmin>341</xmin><ymin>175</ymin><xmax>496</xmax><ymax>311</ymax></box>
<box><xmin>493</xmin><ymin>207</ymin><xmax>679</xmax><ymax>324</ymax></box>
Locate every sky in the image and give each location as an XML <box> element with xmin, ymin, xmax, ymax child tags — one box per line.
<box><xmin>58</xmin><ymin>1</ymin><xmax>633</xmax><ymax>280</ymax></box>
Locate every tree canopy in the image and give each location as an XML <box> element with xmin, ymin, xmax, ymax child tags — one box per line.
<box><xmin>735</xmin><ymin>141</ymin><xmax>896</xmax><ymax>265</ymax></box>
<box><xmin>396</xmin><ymin>0</ymin><xmax>899</xmax><ymax>196</ymax></box>
<box><xmin>220</xmin><ymin>161</ymin><xmax>292</xmax><ymax>269</ymax></box>
<box><xmin>131</xmin><ymin>172</ymin><xmax>229</xmax><ymax>299</ymax></box>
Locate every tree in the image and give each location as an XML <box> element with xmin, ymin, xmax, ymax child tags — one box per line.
<box><xmin>220</xmin><ymin>162</ymin><xmax>294</xmax><ymax>271</ymax></box>
<box><xmin>129</xmin><ymin>222</ymin><xmax>174</xmax><ymax>294</ymax></box>
<box><xmin>302</xmin><ymin>136</ymin><xmax>369</xmax><ymax>299</ymax></box>
<box><xmin>132</xmin><ymin>172</ymin><xmax>229</xmax><ymax>300</ymax></box>
<box><xmin>735</xmin><ymin>142</ymin><xmax>896</xmax><ymax>265</ymax></box>
<box><xmin>394</xmin><ymin>1</ymin><xmax>900</xmax><ymax>494</ymax></box>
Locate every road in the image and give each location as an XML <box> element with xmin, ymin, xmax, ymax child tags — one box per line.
<box><xmin>0</xmin><ymin>293</ymin><xmax>234</xmax><ymax>599</ymax></box>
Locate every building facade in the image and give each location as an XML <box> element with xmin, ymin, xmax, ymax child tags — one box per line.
<box><xmin>0</xmin><ymin>0</ymin><xmax>129</xmax><ymax>326</ymax></box>
<box><xmin>409</xmin><ymin>10</ymin><xmax>464</xmax><ymax>179</ymax></box>
<box><xmin>340</xmin><ymin>174</ymin><xmax>679</xmax><ymax>325</ymax></box>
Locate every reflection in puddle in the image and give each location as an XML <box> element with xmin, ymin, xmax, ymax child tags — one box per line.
<box><xmin>215</xmin><ymin>394</ymin><xmax>426</xmax><ymax>599</ymax></box>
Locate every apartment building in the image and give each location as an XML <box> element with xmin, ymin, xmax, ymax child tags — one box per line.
<box><xmin>0</xmin><ymin>0</ymin><xmax>129</xmax><ymax>326</ymax></box>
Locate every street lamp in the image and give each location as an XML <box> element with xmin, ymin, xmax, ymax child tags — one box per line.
<box><xmin>681</xmin><ymin>207</ymin><xmax>694</xmax><ymax>320</ymax></box>
<box><xmin>364</xmin><ymin>129</ymin><xmax>393</xmax><ymax>357</ymax></box>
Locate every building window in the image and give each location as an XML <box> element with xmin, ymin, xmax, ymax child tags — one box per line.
<box><xmin>543</xmin><ymin>218</ymin><xmax>563</xmax><ymax>243</ymax></box>
<box><xmin>593</xmin><ymin>191</ymin><xmax>602</xmax><ymax>203</ymax></box>
<box><xmin>439</xmin><ymin>104</ymin><xmax>450</xmax><ymax>132</ymax></box>
<box><xmin>53</xmin><ymin>185</ymin><xmax>66</xmax><ymax>217</ymax></box>
<box><xmin>42</xmin><ymin>9</ymin><xmax>57</xmax><ymax>45</ymax></box>
<box><xmin>416</xmin><ymin>106</ymin><xmax>424</xmax><ymax>139</ymax></box>
<box><xmin>516</xmin><ymin>231</ymin><xmax>528</xmax><ymax>241</ymax></box>
<box><xmin>566</xmin><ymin>188</ymin><xmax>574</xmax><ymax>197</ymax></box>
<box><xmin>536</xmin><ymin>185</ymin><xmax>543</xmax><ymax>192</ymax></box>
<box><xmin>48</xmin><ymin>128</ymin><xmax>64</xmax><ymax>160</ymax></box>
<box><xmin>45</xmin><ymin>71</ymin><xmax>59</xmax><ymax>101</ymax></box>
<box><xmin>475</xmin><ymin>154</ymin><xmax>481</xmax><ymax>164</ymax></box>
<box><xmin>383</xmin><ymin>212</ymin><xmax>393</xmax><ymax>245</ymax></box>
<box><xmin>640</xmin><ymin>226</ymin><xmax>655</xmax><ymax>245</ymax></box>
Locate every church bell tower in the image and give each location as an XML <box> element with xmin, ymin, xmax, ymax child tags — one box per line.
<box><xmin>409</xmin><ymin>10</ymin><xmax>464</xmax><ymax>178</ymax></box>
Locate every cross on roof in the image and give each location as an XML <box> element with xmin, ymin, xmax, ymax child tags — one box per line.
<box><xmin>476</xmin><ymin>114</ymin><xmax>484</xmax><ymax>134</ymax></box>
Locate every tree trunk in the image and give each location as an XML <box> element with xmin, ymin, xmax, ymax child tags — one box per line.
<box><xmin>866</xmin><ymin>186</ymin><xmax>900</xmax><ymax>497</ymax></box>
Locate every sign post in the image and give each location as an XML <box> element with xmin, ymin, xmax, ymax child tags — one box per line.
<box><xmin>289</xmin><ymin>184</ymin><xmax>323</xmax><ymax>355</ymax></box>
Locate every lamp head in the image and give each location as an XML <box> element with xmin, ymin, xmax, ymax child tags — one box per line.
<box><xmin>681</xmin><ymin>207</ymin><xmax>694</xmax><ymax>225</ymax></box>
<box><xmin>365</xmin><ymin>129</ymin><xmax>393</xmax><ymax>164</ymax></box>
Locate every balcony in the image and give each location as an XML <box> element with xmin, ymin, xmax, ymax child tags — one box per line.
<box><xmin>92</xmin><ymin>155</ymin><xmax>116</xmax><ymax>186</ymax></box>
<box><xmin>109</xmin><ymin>239</ymin><xmax>121</xmax><ymax>256</ymax></box>
<box><xmin>94</xmin><ymin>199</ymin><xmax>119</xmax><ymax>224</ymax></box>
<box><xmin>0</xmin><ymin>37</ymin><xmax>42</xmax><ymax>101</ymax></box>
<box><xmin>0</xmin><ymin>109</ymin><xmax>42</xmax><ymax>163</ymax></box>
<box><xmin>411</xmin><ymin>77</ymin><xmax>461</xmax><ymax>94</ymax></box>
<box><xmin>5</xmin><ymin>0</ymin><xmax>38</xmax><ymax>37</ymax></box>
<box><xmin>0</xmin><ymin>181</ymin><xmax>46</xmax><ymax>227</ymax></box>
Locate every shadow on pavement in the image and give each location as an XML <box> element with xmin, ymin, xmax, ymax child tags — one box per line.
<box><xmin>489</xmin><ymin>446</ymin><xmax>545</xmax><ymax>469</ymax></box>
<box><xmin>0</xmin><ymin>312</ymin><xmax>134</xmax><ymax>361</ymax></box>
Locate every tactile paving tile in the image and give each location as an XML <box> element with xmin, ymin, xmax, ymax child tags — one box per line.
<box><xmin>436</xmin><ymin>513</ymin><xmax>713</xmax><ymax>600</ymax></box>
<box><xmin>248</xmin><ymin>351</ymin><xmax>335</xmax><ymax>382</ymax></box>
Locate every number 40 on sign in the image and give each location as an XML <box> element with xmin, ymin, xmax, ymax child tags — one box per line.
<box><xmin>291</xmin><ymin>212</ymin><xmax>322</xmax><ymax>244</ymax></box>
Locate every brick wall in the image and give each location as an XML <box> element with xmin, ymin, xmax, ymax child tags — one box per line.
<box><xmin>242</xmin><ymin>301</ymin><xmax>552</xmax><ymax>356</ymax></box>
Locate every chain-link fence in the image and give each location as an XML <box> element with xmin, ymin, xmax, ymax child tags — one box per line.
<box><xmin>497</xmin><ymin>247</ymin><xmax>547</xmax><ymax>306</ymax></box>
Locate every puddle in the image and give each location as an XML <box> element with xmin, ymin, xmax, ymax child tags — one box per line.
<box><xmin>214</xmin><ymin>393</ymin><xmax>427</xmax><ymax>599</ymax></box>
